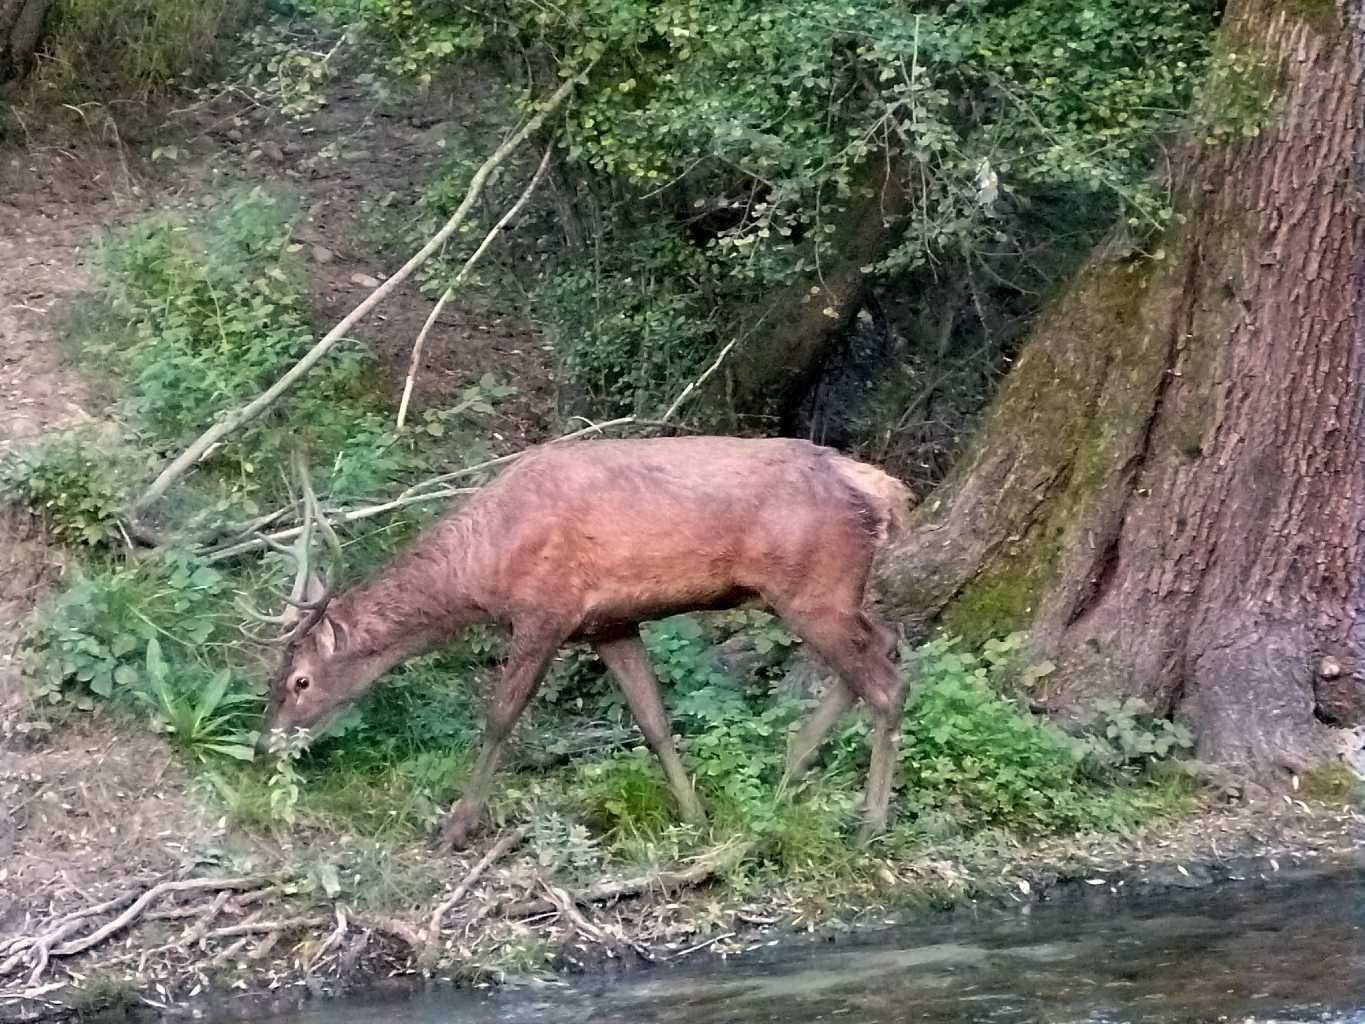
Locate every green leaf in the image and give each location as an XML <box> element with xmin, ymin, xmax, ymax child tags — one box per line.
<box><xmin>146</xmin><ymin>637</ymin><xmax>168</xmax><ymax>683</ymax></box>
<box><xmin>194</xmin><ymin>668</ymin><xmax>234</xmax><ymax>727</ymax></box>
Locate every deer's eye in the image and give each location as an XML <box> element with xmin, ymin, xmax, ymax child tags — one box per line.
<box><xmin>293</xmin><ymin>675</ymin><xmax>311</xmax><ymax>693</ymax></box>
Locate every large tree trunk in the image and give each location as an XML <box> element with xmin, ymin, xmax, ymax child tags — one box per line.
<box><xmin>877</xmin><ymin>0</ymin><xmax>1364</xmax><ymax>780</ymax></box>
<box><xmin>0</xmin><ymin>0</ymin><xmax>52</xmax><ymax>82</ymax></box>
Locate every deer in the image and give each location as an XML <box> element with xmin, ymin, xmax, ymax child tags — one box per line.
<box><xmin>246</xmin><ymin>436</ymin><xmax>916</xmax><ymax>850</ymax></box>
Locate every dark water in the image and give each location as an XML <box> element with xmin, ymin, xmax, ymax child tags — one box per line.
<box><xmin>255</xmin><ymin>868</ymin><xmax>1365</xmax><ymax>1024</ymax></box>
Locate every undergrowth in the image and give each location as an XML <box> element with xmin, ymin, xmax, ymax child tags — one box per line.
<box><xmin>6</xmin><ymin>192</ymin><xmax>1198</xmax><ymax>917</ymax></box>
<box><xmin>28</xmin><ymin>0</ymin><xmax>252</xmax><ymax>99</ymax></box>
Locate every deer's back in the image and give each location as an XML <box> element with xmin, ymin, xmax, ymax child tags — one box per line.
<box><xmin>454</xmin><ymin>437</ymin><xmax>887</xmax><ymax>630</ymax></box>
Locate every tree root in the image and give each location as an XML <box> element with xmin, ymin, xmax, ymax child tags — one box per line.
<box><xmin>506</xmin><ymin>841</ymin><xmax>751</xmax><ymax>918</ymax></box>
<box><xmin>0</xmin><ymin>876</ymin><xmax>264</xmax><ymax>985</ymax></box>
<box><xmin>416</xmin><ymin>825</ymin><xmax>527</xmax><ymax>969</ymax></box>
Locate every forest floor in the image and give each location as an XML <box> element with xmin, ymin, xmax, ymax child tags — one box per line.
<box><xmin>3</xmin><ymin>58</ymin><xmax>1365</xmax><ymax>1024</ymax></box>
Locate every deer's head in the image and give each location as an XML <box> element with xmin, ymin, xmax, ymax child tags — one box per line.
<box><xmin>239</xmin><ymin>453</ymin><xmax>361</xmax><ymax>755</ymax></box>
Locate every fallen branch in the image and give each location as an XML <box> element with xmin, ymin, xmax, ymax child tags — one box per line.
<box><xmin>420</xmin><ymin>825</ymin><xmax>527</xmax><ymax>967</ymax></box>
<box><xmin>201</xmin><ymin>486</ymin><xmax>476</xmax><ymax>562</ymax></box>
<box><xmin>307</xmin><ymin>907</ymin><xmax>349</xmax><ymax>971</ymax></box>
<box><xmin>507</xmin><ymin>842</ymin><xmax>749</xmax><ymax>918</ymax></box>
<box><xmin>0</xmin><ymin>876</ymin><xmax>263</xmax><ymax>983</ymax></box>
<box><xmin>128</xmin><ymin>66</ymin><xmax>592</xmax><ymax>521</ymax></box>
<box><xmin>396</xmin><ymin>147</ymin><xmax>556</xmax><ymax>430</ymax></box>
<box><xmin>540</xmin><ymin>882</ymin><xmax>608</xmax><ymax>945</ymax></box>
<box><xmin>206</xmin><ymin>311</ymin><xmax>740</xmax><ymax>562</ymax></box>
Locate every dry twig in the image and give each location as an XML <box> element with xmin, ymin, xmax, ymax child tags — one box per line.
<box><xmin>128</xmin><ymin>67</ymin><xmax>592</xmax><ymax>520</ymax></box>
<box><xmin>396</xmin><ymin>147</ymin><xmax>556</xmax><ymax>430</ymax></box>
<box><xmin>420</xmin><ymin>826</ymin><xmax>528</xmax><ymax>967</ymax></box>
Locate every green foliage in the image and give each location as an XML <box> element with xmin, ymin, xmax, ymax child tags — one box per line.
<box><xmin>576</xmin><ymin>749</ymin><xmax>679</xmax><ymax>839</ymax></box>
<box><xmin>241</xmin><ymin>21</ymin><xmax>343</xmax><ymax>117</ymax></box>
<box><xmin>35</xmin><ymin>0</ymin><xmax>248</xmax><ymax>97</ymax></box>
<box><xmin>97</xmin><ymin>189</ymin><xmax>334</xmax><ymax>450</ymax></box>
<box><xmin>894</xmin><ymin>635</ymin><xmax>1105</xmax><ymax>834</ymax></box>
<box><xmin>63</xmin><ymin>188</ymin><xmax>516</xmax><ymax>518</ymax></box>
<box><xmin>0</xmin><ymin>430</ymin><xmax>141</xmax><ymax>547</ymax></box>
<box><xmin>537</xmin><ymin>227</ymin><xmax>718</xmax><ymax>414</ymax></box>
<box><xmin>132</xmin><ymin>637</ymin><xmax>260</xmax><ymax>761</ymax></box>
<box><xmin>1084</xmin><ymin>697</ymin><xmax>1194</xmax><ymax>770</ymax></box>
<box><xmin>266</xmin><ymin>728</ymin><xmax>311</xmax><ymax>825</ymax></box>
<box><xmin>23</xmin><ymin>552</ymin><xmax>233</xmax><ymax>708</ymax></box>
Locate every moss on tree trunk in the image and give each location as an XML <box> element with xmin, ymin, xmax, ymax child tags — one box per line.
<box><xmin>877</xmin><ymin>0</ymin><xmax>1364</xmax><ymax>780</ymax></box>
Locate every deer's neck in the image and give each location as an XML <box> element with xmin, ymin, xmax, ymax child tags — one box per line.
<box><xmin>329</xmin><ymin>522</ymin><xmax>483</xmax><ymax>662</ymax></box>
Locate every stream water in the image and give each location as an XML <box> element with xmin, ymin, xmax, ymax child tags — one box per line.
<box><xmin>251</xmin><ymin>867</ymin><xmax>1365</xmax><ymax>1024</ymax></box>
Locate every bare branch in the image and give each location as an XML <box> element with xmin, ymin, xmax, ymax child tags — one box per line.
<box><xmin>128</xmin><ymin>66</ymin><xmax>593</xmax><ymax>520</ymax></box>
<box><xmin>423</xmin><ymin>824</ymin><xmax>529</xmax><ymax>955</ymax></box>
<box><xmin>397</xmin><ymin>146</ymin><xmax>556</xmax><ymax>430</ymax></box>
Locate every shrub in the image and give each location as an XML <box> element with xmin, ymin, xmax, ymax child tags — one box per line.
<box><xmin>536</xmin><ymin>227</ymin><xmax>719</xmax><ymax>416</ymax></box>
<box><xmin>1083</xmin><ymin>697</ymin><xmax>1194</xmax><ymax>773</ymax></box>
<box><xmin>895</xmin><ymin>636</ymin><xmax>1106</xmax><ymax>834</ymax></box>
<box><xmin>35</xmin><ymin>0</ymin><xmax>250</xmax><ymax>97</ymax></box>
<box><xmin>23</xmin><ymin>552</ymin><xmax>234</xmax><ymax>707</ymax></box>
<box><xmin>0</xmin><ymin>429</ymin><xmax>141</xmax><ymax>547</ymax></box>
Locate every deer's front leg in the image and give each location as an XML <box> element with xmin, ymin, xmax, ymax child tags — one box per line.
<box><xmin>439</xmin><ymin>626</ymin><xmax>562</xmax><ymax>851</ymax></box>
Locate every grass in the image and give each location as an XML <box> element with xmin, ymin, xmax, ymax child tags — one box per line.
<box><xmin>31</xmin><ymin>0</ymin><xmax>252</xmax><ymax>99</ymax></box>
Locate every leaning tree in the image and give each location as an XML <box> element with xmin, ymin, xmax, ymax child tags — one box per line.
<box><xmin>877</xmin><ymin>0</ymin><xmax>1363</xmax><ymax>779</ymax></box>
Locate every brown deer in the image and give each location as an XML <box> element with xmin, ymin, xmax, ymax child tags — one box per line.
<box><xmin>248</xmin><ymin>436</ymin><xmax>915</xmax><ymax>849</ymax></box>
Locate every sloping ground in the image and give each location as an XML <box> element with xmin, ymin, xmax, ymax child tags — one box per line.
<box><xmin>0</xmin><ymin>63</ymin><xmax>562</xmax><ymax>1015</ymax></box>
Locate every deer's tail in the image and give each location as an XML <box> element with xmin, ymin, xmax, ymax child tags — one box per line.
<box><xmin>829</xmin><ymin>455</ymin><xmax>918</xmax><ymax>547</ymax></box>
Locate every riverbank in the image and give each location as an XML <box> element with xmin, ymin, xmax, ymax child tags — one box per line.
<box><xmin>3</xmin><ymin>703</ymin><xmax>1363</xmax><ymax>1023</ymax></box>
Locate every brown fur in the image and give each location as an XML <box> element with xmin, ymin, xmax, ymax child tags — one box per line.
<box><xmin>262</xmin><ymin>436</ymin><xmax>916</xmax><ymax>848</ymax></box>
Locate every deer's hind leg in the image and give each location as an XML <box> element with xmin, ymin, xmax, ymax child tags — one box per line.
<box><xmin>595</xmin><ymin>630</ymin><xmax>706</xmax><ymax>827</ymax></box>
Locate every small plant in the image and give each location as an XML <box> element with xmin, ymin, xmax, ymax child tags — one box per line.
<box><xmin>576</xmin><ymin>749</ymin><xmax>679</xmax><ymax>839</ymax></box>
<box><xmin>525</xmin><ymin>806</ymin><xmax>603</xmax><ymax>882</ymax></box>
<box><xmin>892</xmin><ymin>635</ymin><xmax>1105</xmax><ymax>834</ymax></box>
<box><xmin>132</xmin><ymin>637</ymin><xmax>259</xmax><ymax>762</ymax></box>
<box><xmin>1085</xmin><ymin>697</ymin><xmax>1193</xmax><ymax>771</ymax></box>
<box><xmin>267</xmin><ymin>728</ymin><xmax>311</xmax><ymax>825</ymax></box>
<box><xmin>23</xmin><ymin>552</ymin><xmax>230</xmax><ymax>707</ymax></box>
<box><xmin>0</xmin><ymin>430</ymin><xmax>138</xmax><ymax>547</ymax></box>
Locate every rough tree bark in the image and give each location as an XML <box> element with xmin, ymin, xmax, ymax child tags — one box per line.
<box><xmin>876</xmin><ymin>0</ymin><xmax>1364</xmax><ymax>779</ymax></box>
<box><xmin>0</xmin><ymin>0</ymin><xmax>51</xmax><ymax>82</ymax></box>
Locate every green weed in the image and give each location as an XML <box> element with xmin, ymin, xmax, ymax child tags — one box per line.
<box><xmin>22</xmin><ymin>552</ymin><xmax>234</xmax><ymax>708</ymax></box>
<box><xmin>0</xmin><ymin>429</ymin><xmax>143</xmax><ymax>547</ymax></box>
<box><xmin>35</xmin><ymin>0</ymin><xmax>249</xmax><ymax>97</ymax></box>
<box><xmin>132</xmin><ymin>637</ymin><xmax>259</xmax><ymax>761</ymax></box>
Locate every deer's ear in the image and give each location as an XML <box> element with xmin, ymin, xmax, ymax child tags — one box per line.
<box><xmin>314</xmin><ymin>615</ymin><xmax>345</xmax><ymax>657</ymax></box>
